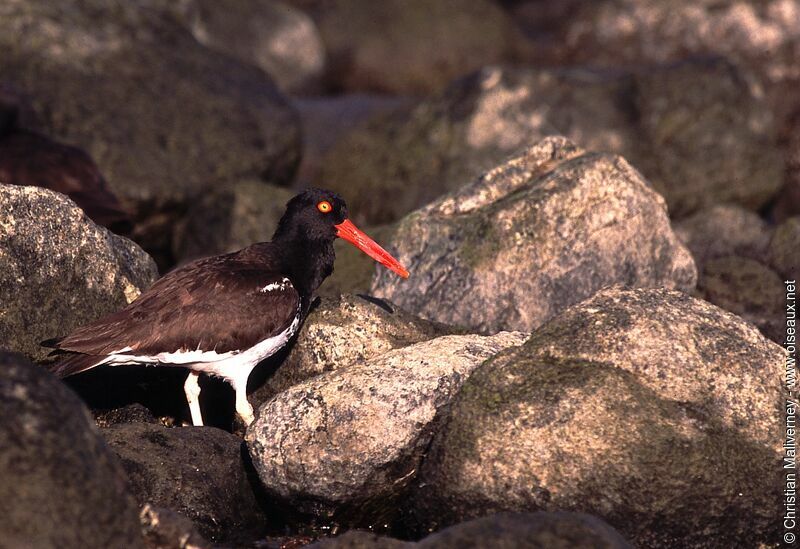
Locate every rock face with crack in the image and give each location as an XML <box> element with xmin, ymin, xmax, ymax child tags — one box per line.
<box><xmin>252</xmin><ymin>294</ymin><xmax>456</xmax><ymax>405</ymax></box>
<box><xmin>0</xmin><ymin>184</ymin><xmax>158</xmax><ymax>361</ymax></box>
<box><xmin>412</xmin><ymin>288</ymin><xmax>783</xmax><ymax>548</ymax></box>
<box><xmin>321</xmin><ymin>60</ymin><xmax>781</xmax><ymax>224</ymax></box>
<box><xmin>0</xmin><ymin>352</ymin><xmax>144</xmax><ymax>548</ymax></box>
<box><xmin>246</xmin><ymin>332</ymin><xmax>527</xmax><ymax>518</ymax></box>
<box><xmin>371</xmin><ymin>136</ymin><xmax>696</xmax><ymax>333</ymax></box>
<box><xmin>102</xmin><ymin>423</ymin><xmax>266</xmax><ymax>544</ymax></box>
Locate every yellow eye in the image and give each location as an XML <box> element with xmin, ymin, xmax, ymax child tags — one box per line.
<box><xmin>317</xmin><ymin>200</ymin><xmax>332</xmax><ymax>213</ymax></box>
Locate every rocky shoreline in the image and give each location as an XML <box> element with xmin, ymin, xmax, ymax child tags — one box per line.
<box><xmin>1</xmin><ymin>0</ymin><xmax>797</xmax><ymax>547</ymax></box>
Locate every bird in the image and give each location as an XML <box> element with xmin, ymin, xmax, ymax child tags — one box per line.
<box><xmin>42</xmin><ymin>188</ymin><xmax>408</xmax><ymax>426</ymax></box>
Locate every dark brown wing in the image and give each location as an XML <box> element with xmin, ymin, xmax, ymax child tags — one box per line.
<box><xmin>45</xmin><ymin>250</ymin><xmax>300</xmax><ymax>377</ymax></box>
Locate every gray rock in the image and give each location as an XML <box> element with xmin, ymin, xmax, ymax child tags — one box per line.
<box><xmin>291</xmin><ymin>0</ymin><xmax>527</xmax><ymax>94</ymax></box>
<box><xmin>768</xmin><ymin>215</ymin><xmax>800</xmax><ymax>280</ymax></box>
<box><xmin>172</xmin><ymin>0</ymin><xmax>325</xmax><ymax>94</ymax></box>
<box><xmin>252</xmin><ymin>294</ymin><xmax>454</xmax><ymax>405</ymax></box>
<box><xmin>0</xmin><ymin>352</ymin><xmax>144</xmax><ymax>549</ymax></box>
<box><xmin>173</xmin><ymin>180</ymin><xmax>294</xmax><ymax>264</ymax></box>
<box><xmin>0</xmin><ymin>0</ymin><xmax>300</xmax><ymax>208</ymax></box>
<box><xmin>0</xmin><ymin>185</ymin><xmax>158</xmax><ymax>361</ymax></box>
<box><xmin>414</xmin><ymin>288</ymin><xmax>783</xmax><ymax>547</ymax></box>
<box><xmin>321</xmin><ymin>60</ymin><xmax>781</xmax><ymax>225</ymax></box>
<box><xmin>416</xmin><ymin>512</ymin><xmax>633</xmax><ymax>549</ymax></box>
<box><xmin>246</xmin><ymin>332</ymin><xmax>527</xmax><ymax>518</ymax></box>
<box><xmin>371</xmin><ymin>136</ymin><xmax>696</xmax><ymax>334</ymax></box>
<box><xmin>102</xmin><ymin>423</ymin><xmax>266</xmax><ymax>544</ymax></box>
<box><xmin>674</xmin><ymin>204</ymin><xmax>772</xmax><ymax>270</ymax></box>
<box><xmin>696</xmin><ymin>255</ymin><xmax>785</xmax><ymax>342</ymax></box>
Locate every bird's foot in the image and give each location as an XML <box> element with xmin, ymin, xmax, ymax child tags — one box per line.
<box><xmin>184</xmin><ymin>371</ymin><xmax>204</xmax><ymax>426</ymax></box>
<box><xmin>237</xmin><ymin>404</ymin><xmax>255</xmax><ymax>427</ymax></box>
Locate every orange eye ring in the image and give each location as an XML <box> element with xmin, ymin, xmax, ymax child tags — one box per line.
<box><xmin>317</xmin><ymin>200</ymin><xmax>332</xmax><ymax>213</ymax></box>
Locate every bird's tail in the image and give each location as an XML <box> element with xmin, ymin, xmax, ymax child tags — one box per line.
<box><xmin>45</xmin><ymin>352</ymin><xmax>103</xmax><ymax>378</ymax></box>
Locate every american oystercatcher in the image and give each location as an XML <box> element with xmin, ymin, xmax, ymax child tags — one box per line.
<box><xmin>42</xmin><ymin>188</ymin><xmax>408</xmax><ymax>426</ymax></box>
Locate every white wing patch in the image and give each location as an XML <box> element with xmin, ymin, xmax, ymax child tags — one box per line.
<box><xmin>258</xmin><ymin>277</ymin><xmax>292</xmax><ymax>293</ymax></box>
<box><xmin>98</xmin><ymin>304</ymin><xmax>303</xmax><ymax>384</ymax></box>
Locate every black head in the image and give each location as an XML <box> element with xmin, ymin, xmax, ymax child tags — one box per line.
<box><xmin>273</xmin><ymin>188</ymin><xmax>409</xmax><ymax>280</ymax></box>
<box><xmin>272</xmin><ymin>188</ymin><xmax>348</xmax><ymax>242</ymax></box>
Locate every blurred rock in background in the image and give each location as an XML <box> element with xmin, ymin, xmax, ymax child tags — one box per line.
<box><xmin>0</xmin><ymin>0</ymin><xmax>301</xmax><ymax>269</ymax></box>
<box><xmin>285</xmin><ymin>0</ymin><xmax>531</xmax><ymax>94</ymax></box>
<box><xmin>161</xmin><ymin>0</ymin><xmax>326</xmax><ymax>95</ymax></box>
<box><xmin>319</xmin><ymin>59</ymin><xmax>782</xmax><ymax>225</ymax></box>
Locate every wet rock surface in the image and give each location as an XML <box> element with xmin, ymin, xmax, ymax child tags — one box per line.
<box><xmin>321</xmin><ymin>60</ymin><xmax>781</xmax><ymax>224</ymax></box>
<box><xmin>0</xmin><ymin>352</ymin><xmax>144</xmax><ymax>548</ymax></box>
<box><xmin>246</xmin><ymin>332</ymin><xmax>527</xmax><ymax>519</ymax></box>
<box><xmin>290</xmin><ymin>0</ymin><xmax>527</xmax><ymax>95</ymax></box>
<box><xmin>0</xmin><ymin>184</ymin><xmax>158</xmax><ymax>361</ymax></box>
<box><xmin>412</xmin><ymin>288</ymin><xmax>782</xmax><ymax>547</ymax></box>
<box><xmin>416</xmin><ymin>512</ymin><xmax>632</xmax><ymax>549</ymax></box>
<box><xmin>252</xmin><ymin>294</ymin><xmax>454</xmax><ymax>405</ymax></box>
<box><xmin>309</xmin><ymin>512</ymin><xmax>632</xmax><ymax>548</ymax></box>
<box><xmin>371</xmin><ymin>136</ymin><xmax>696</xmax><ymax>333</ymax></box>
<box><xmin>0</xmin><ymin>0</ymin><xmax>300</xmax><ymax>208</ymax></box>
<box><xmin>102</xmin><ymin>423</ymin><xmax>266</xmax><ymax>544</ymax></box>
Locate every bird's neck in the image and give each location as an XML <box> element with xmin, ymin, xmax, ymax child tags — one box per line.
<box><xmin>273</xmin><ymin>234</ymin><xmax>335</xmax><ymax>299</ymax></box>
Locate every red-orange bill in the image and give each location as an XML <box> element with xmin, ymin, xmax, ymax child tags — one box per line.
<box><xmin>335</xmin><ymin>219</ymin><xmax>409</xmax><ymax>279</ymax></box>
